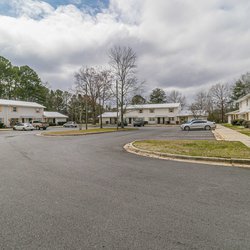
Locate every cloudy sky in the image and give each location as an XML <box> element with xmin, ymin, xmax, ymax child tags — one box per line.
<box><xmin>0</xmin><ymin>0</ymin><xmax>250</xmax><ymax>98</ymax></box>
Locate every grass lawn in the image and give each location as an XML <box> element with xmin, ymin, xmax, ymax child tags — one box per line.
<box><xmin>222</xmin><ymin>124</ymin><xmax>250</xmax><ymax>136</ymax></box>
<box><xmin>133</xmin><ymin>140</ymin><xmax>250</xmax><ymax>159</ymax></box>
<box><xmin>43</xmin><ymin>128</ymin><xmax>136</xmax><ymax>136</ymax></box>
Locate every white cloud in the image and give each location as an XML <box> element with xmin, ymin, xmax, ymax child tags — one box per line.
<box><xmin>9</xmin><ymin>0</ymin><xmax>54</xmax><ymax>18</ymax></box>
<box><xmin>0</xmin><ymin>0</ymin><xmax>250</xmax><ymax>100</ymax></box>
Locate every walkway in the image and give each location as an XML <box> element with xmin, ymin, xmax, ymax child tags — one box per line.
<box><xmin>214</xmin><ymin>124</ymin><xmax>250</xmax><ymax>147</ymax></box>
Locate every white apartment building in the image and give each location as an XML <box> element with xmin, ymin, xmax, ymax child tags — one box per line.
<box><xmin>43</xmin><ymin>112</ymin><xmax>68</xmax><ymax>125</ymax></box>
<box><xmin>227</xmin><ymin>93</ymin><xmax>250</xmax><ymax>123</ymax></box>
<box><xmin>124</xmin><ymin>103</ymin><xmax>181</xmax><ymax>124</ymax></box>
<box><xmin>98</xmin><ymin>112</ymin><xmax>118</xmax><ymax>125</ymax></box>
<box><xmin>0</xmin><ymin>99</ymin><xmax>45</xmax><ymax>127</ymax></box>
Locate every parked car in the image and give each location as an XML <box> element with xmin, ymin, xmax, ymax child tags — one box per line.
<box><xmin>133</xmin><ymin>118</ymin><xmax>145</xmax><ymax>127</ymax></box>
<box><xmin>180</xmin><ymin>120</ymin><xmax>216</xmax><ymax>131</ymax></box>
<box><xmin>32</xmin><ymin>121</ymin><xmax>49</xmax><ymax>130</ymax></box>
<box><xmin>118</xmin><ymin>120</ymin><xmax>128</xmax><ymax>127</ymax></box>
<box><xmin>63</xmin><ymin>121</ymin><xmax>78</xmax><ymax>128</ymax></box>
<box><xmin>13</xmin><ymin>123</ymin><xmax>35</xmax><ymax>131</ymax></box>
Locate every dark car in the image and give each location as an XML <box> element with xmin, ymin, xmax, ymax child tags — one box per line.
<box><xmin>118</xmin><ymin>120</ymin><xmax>128</xmax><ymax>126</ymax></box>
<box><xmin>133</xmin><ymin>118</ymin><xmax>145</xmax><ymax>127</ymax></box>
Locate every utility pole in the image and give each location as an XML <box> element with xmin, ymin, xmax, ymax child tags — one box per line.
<box><xmin>116</xmin><ymin>80</ymin><xmax>119</xmax><ymax>130</ymax></box>
<box><xmin>79</xmin><ymin>105</ymin><xmax>82</xmax><ymax>130</ymax></box>
<box><xmin>85</xmin><ymin>84</ymin><xmax>88</xmax><ymax>130</ymax></box>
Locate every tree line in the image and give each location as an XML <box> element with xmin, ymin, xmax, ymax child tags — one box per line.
<box><xmin>1</xmin><ymin>49</ymin><xmax>250</xmax><ymax>125</ymax></box>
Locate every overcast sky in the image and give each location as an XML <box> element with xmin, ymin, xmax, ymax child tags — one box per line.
<box><xmin>0</xmin><ymin>0</ymin><xmax>250</xmax><ymax>99</ymax></box>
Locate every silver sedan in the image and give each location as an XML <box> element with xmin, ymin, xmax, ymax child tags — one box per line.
<box><xmin>180</xmin><ymin>120</ymin><xmax>216</xmax><ymax>131</ymax></box>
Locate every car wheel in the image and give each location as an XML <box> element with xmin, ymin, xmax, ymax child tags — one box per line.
<box><xmin>184</xmin><ymin>126</ymin><xmax>190</xmax><ymax>131</ymax></box>
<box><xmin>205</xmin><ymin>125</ymin><xmax>211</xmax><ymax>130</ymax></box>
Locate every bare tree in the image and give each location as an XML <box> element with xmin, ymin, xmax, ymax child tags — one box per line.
<box><xmin>108</xmin><ymin>46</ymin><xmax>139</xmax><ymax>128</ymax></box>
<box><xmin>96</xmin><ymin>69</ymin><xmax>113</xmax><ymax>128</ymax></box>
<box><xmin>190</xmin><ymin>91</ymin><xmax>210</xmax><ymax>118</ymax></box>
<box><xmin>209</xmin><ymin>83</ymin><xmax>231</xmax><ymax>123</ymax></box>
<box><xmin>166</xmin><ymin>90</ymin><xmax>186</xmax><ymax>109</ymax></box>
<box><xmin>75</xmin><ymin>67</ymin><xmax>99</xmax><ymax>126</ymax></box>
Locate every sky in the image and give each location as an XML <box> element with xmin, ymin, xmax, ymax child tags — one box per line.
<box><xmin>0</xmin><ymin>0</ymin><xmax>250</xmax><ymax>100</ymax></box>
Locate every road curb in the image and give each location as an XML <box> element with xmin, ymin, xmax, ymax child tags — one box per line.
<box><xmin>124</xmin><ymin>141</ymin><xmax>250</xmax><ymax>168</ymax></box>
<box><xmin>39</xmin><ymin>129</ymin><xmax>137</xmax><ymax>137</ymax></box>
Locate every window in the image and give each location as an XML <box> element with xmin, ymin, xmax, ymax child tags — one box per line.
<box><xmin>139</xmin><ymin>109</ymin><xmax>143</xmax><ymax>113</ymax></box>
<box><xmin>12</xmin><ymin>107</ymin><xmax>17</xmax><ymax>112</ymax></box>
<box><xmin>36</xmin><ymin>108</ymin><xmax>40</xmax><ymax>113</ymax></box>
<box><xmin>149</xmin><ymin>118</ymin><xmax>155</xmax><ymax>121</ymax></box>
<box><xmin>169</xmin><ymin>108</ymin><xmax>174</xmax><ymax>113</ymax></box>
<box><xmin>149</xmin><ymin>109</ymin><xmax>154</xmax><ymax>113</ymax></box>
<box><xmin>192</xmin><ymin>120</ymin><xmax>205</xmax><ymax>124</ymax></box>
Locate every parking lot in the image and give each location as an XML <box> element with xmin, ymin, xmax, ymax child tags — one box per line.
<box><xmin>0</xmin><ymin>125</ymin><xmax>216</xmax><ymax>140</ymax></box>
<box><xmin>1</xmin><ymin>125</ymin><xmax>249</xmax><ymax>249</ymax></box>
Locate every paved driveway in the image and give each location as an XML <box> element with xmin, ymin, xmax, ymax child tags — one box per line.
<box><xmin>0</xmin><ymin>126</ymin><xmax>249</xmax><ymax>249</ymax></box>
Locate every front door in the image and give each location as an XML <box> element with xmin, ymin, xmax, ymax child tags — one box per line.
<box><xmin>157</xmin><ymin>117</ymin><xmax>161</xmax><ymax>124</ymax></box>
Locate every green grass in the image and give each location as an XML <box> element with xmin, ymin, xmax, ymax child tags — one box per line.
<box><xmin>43</xmin><ymin>128</ymin><xmax>136</xmax><ymax>136</ymax></box>
<box><xmin>133</xmin><ymin>140</ymin><xmax>250</xmax><ymax>159</ymax></box>
<box><xmin>222</xmin><ymin>124</ymin><xmax>250</xmax><ymax>136</ymax></box>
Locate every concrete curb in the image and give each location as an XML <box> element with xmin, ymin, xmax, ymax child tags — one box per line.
<box><xmin>39</xmin><ymin>129</ymin><xmax>137</xmax><ymax>137</ymax></box>
<box><xmin>124</xmin><ymin>141</ymin><xmax>250</xmax><ymax>168</ymax></box>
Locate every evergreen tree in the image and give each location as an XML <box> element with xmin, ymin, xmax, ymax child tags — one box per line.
<box><xmin>149</xmin><ymin>88</ymin><xmax>166</xmax><ymax>103</ymax></box>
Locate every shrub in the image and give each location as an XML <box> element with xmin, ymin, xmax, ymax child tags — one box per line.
<box><xmin>243</xmin><ymin>120</ymin><xmax>250</xmax><ymax>128</ymax></box>
<box><xmin>0</xmin><ymin>123</ymin><xmax>6</xmax><ymax>128</ymax></box>
<box><xmin>231</xmin><ymin>119</ymin><xmax>245</xmax><ymax>126</ymax></box>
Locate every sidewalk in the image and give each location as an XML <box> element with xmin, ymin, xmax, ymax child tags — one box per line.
<box><xmin>213</xmin><ymin>124</ymin><xmax>250</xmax><ymax>147</ymax></box>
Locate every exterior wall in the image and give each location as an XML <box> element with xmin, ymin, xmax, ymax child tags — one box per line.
<box><xmin>227</xmin><ymin>114</ymin><xmax>239</xmax><ymax>124</ymax></box>
<box><xmin>124</xmin><ymin>107</ymin><xmax>180</xmax><ymax>124</ymax></box>
<box><xmin>238</xmin><ymin>96</ymin><xmax>250</xmax><ymax>121</ymax></box>
<box><xmin>99</xmin><ymin>117</ymin><xmax>117</xmax><ymax>125</ymax></box>
<box><xmin>239</xmin><ymin>97</ymin><xmax>249</xmax><ymax>112</ymax></box>
<box><xmin>0</xmin><ymin>105</ymin><xmax>44</xmax><ymax>127</ymax></box>
<box><xmin>56</xmin><ymin>118</ymin><xmax>67</xmax><ymax>124</ymax></box>
<box><xmin>44</xmin><ymin>117</ymin><xmax>67</xmax><ymax>124</ymax></box>
<box><xmin>179</xmin><ymin>115</ymin><xmax>208</xmax><ymax>123</ymax></box>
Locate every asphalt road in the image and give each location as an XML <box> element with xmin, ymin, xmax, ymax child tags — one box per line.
<box><xmin>0</xmin><ymin>126</ymin><xmax>249</xmax><ymax>249</ymax></box>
